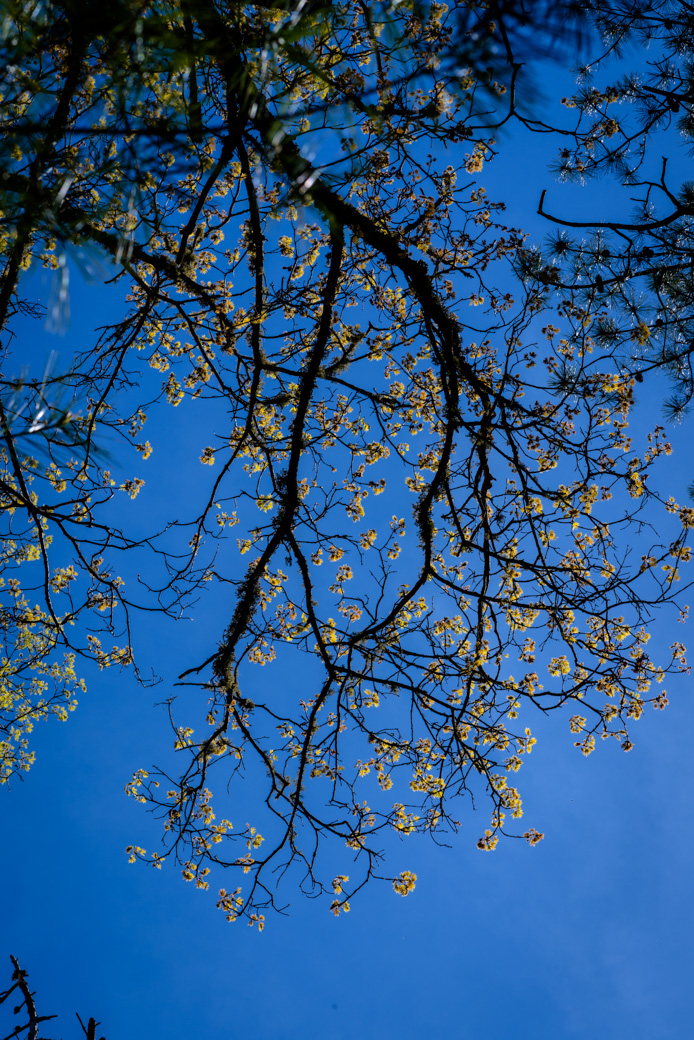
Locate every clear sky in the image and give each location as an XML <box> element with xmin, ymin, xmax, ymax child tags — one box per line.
<box><xmin>4</xmin><ymin>579</ymin><xmax>694</xmax><ymax>1040</ymax></box>
<box><xmin>3</xmin><ymin>26</ymin><xmax>694</xmax><ymax>1040</ymax></box>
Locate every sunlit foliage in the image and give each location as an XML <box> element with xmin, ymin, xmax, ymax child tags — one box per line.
<box><xmin>1</xmin><ymin>0</ymin><xmax>691</xmax><ymax>923</ymax></box>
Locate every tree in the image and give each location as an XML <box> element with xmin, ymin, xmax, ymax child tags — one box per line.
<box><xmin>0</xmin><ymin>0</ymin><xmax>690</xmax><ymax>925</ymax></box>
<box><xmin>530</xmin><ymin>1</ymin><xmax>694</xmax><ymax>422</ymax></box>
<box><xmin>0</xmin><ymin>365</ymin><xmax>92</xmax><ymax>782</ymax></box>
<box><xmin>0</xmin><ymin>957</ymin><xmax>105</xmax><ymax>1040</ymax></box>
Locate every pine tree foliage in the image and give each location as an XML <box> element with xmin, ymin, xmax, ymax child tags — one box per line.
<box><xmin>534</xmin><ymin>1</ymin><xmax>694</xmax><ymax>418</ymax></box>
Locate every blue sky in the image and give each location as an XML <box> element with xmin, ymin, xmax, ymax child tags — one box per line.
<box><xmin>3</xmin><ymin>27</ymin><xmax>694</xmax><ymax>1040</ymax></box>
<box><xmin>4</xmin><ymin>595</ymin><xmax>693</xmax><ymax>1039</ymax></box>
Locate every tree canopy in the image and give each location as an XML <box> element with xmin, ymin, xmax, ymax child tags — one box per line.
<box><xmin>533</xmin><ymin>0</ymin><xmax>694</xmax><ymax>421</ymax></box>
<box><xmin>1</xmin><ymin>0</ymin><xmax>692</xmax><ymax>927</ymax></box>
